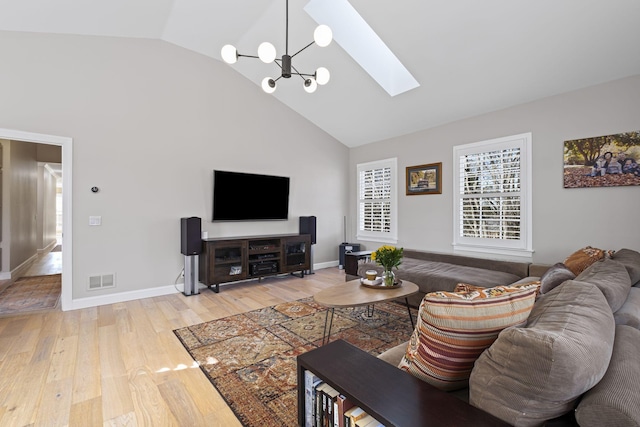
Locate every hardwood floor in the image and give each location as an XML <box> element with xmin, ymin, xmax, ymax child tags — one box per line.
<box><xmin>23</xmin><ymin>250</ymin><xmax>63</xmax><ymax>277</ymax></box>
<box><xmin>0</xmin><ymin>267</ymin><xmax>345</xmax><ymax>426</ymax></box>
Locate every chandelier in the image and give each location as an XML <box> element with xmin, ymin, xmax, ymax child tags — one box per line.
<box><xmin>220</xmin><ymin>0</ymin><xmax>332</xmax><ymax>94</ymax></box>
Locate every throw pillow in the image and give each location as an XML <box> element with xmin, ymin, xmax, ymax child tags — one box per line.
<box><xmin>575</xmin><ymin>258</ymin><xmax>631</xmax><ymax>313</ymax></box>
<box><xmin>453</xmin><ymin>283</ymin><xmax>485</xmax><ymax>293</ymax></box>
<box><xmin>539</xmin><ymin>263</ymin><xmax>576</xmax><ymax>294</ymax></box>
<box><xmin>564</xmin><ymin>246</ymin><xmax>614</xmax><ymax>276</ymax></box>
<box><xmin>398</xmin><ymin>283</ymin><xmax>539</xmax><ymax>391</ymax></box>
<box><xmin>469</xmin><ymin>280</ymin><xmax>615</xmax><ymax>426</ymax></box>
<box><xmin>455</xmin><ymin>281</ymin><xmax>541</xmax><ymax>296</ymax></box>
<box><xmin>613</xmin><ymin>287</ymin><xmax>640</xmax><ymax>329</ymax></box>
<box><xmin>612</xmin><ymin>248</ymin><xmax>640</xmax><ymax>285</ymax></box>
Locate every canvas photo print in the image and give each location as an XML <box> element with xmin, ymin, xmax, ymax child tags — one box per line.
<box><xmin>563</xmin><ymin>131</ymin><xmax>640</xmax><ymax>188</ymax></box>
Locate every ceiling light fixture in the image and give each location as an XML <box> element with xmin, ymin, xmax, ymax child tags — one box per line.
<box><xmin>221</xmin><ymin>0</ymin><xmax>332</xmax><ymax>94</ymax></box>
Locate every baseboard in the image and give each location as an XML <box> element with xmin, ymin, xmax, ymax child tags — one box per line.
<box><xmin>0</xmin><ymin>253</ymin><xmax>39</xmax><ymax>280</ymax></box>
<box><xmin>37</xmin><ymin>240</ymin><xmax>57</xmax><ymax>254</ymax></box>
<box><xmin>66</xmin><ymin>263</ymin><xmax>341</xmax><ymax>311</ymax></box>
<box><xmin>68</xmin><ymin>283</ymin><xmax>182</xmax><ymax>311</ymax></box>
<box><xmin>315</xmin><ymin>260</ymin><xmax>339</xmax><ymax>270</ymax></box>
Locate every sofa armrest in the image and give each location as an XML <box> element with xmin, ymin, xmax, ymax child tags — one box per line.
<box><xmin>377</xmin><ymin>341</ymin><xmax>407</xmax><ymax>366</ymax></box>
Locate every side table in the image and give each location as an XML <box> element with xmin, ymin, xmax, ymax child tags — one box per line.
<box><xmin>344</xmin><ymin>250</ymin><xmax>373</xmax><ymax>277</ymax></box>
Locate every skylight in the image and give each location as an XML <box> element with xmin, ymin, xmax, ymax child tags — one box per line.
<box><xmin>304</xmin><ymin>0</ymin><xmax>420</xmax><ymax>97</ymax></box>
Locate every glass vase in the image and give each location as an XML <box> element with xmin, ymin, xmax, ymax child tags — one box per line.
<box><xmin>382</xmin><ymin>269</ymin><xmax>396</xmax><ymax>286</ymax></box>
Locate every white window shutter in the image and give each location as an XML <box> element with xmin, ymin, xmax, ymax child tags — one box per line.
<box><xmin>453</xmin><ymin>134</ymin><xmax>532</xmax><ymax>258</ymax></box>
<box><xmin>357</xmin><ymin>158</ymin><xmax>397</xmax><ymax>243</ymax></box>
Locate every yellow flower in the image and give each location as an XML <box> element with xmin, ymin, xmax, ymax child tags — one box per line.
<box><xmin>371</xmin><ymin>245</ymin><xmax>403</xmax><ymax>271</ymax></box>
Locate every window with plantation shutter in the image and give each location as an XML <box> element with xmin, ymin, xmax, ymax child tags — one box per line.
<box><xmin>453</xmin><ymin>134</ymin><xmax>532</xmax><ymax>258</ymax></box>
<box><xmin>357</xmin><ymin>158</ymin><xmax>398</xmax><ymax>243</ymax></box>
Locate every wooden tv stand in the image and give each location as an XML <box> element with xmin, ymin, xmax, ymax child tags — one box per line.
<box><xmin>199</xmin><ymin>234</ymin><xmax>311</xmax><ymax>292</ymax></box>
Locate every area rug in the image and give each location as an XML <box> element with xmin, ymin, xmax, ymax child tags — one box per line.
<box><xmin>174</xmin><ymin>297</ymin><xmax>417</xmax><ymax>427</ymax></box>
<box><xmin>0</xmin><ymin>274</ymin><xmax>61</xmax><ymax>315</ymax></box>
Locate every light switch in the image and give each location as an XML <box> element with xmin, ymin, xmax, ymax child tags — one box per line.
<box><xmin>89</xmin><ymin>216</ymin><xmax>101</xmax><ymax>226</ymax></box>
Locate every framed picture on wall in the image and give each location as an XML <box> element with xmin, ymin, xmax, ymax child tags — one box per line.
<box><xmin>406</xmin><ymin>162</ymin><xmax>442</xmax><ymax>195</ymax></box>
<box><xmin>563</xmin><ymin>131</ymin><xmax>640</xmax><ymax>188</ymax></box>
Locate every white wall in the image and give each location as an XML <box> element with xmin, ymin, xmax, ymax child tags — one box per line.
<box><xmin>350</xmin><ymin>75</ymin><xmax>640</xmax><ymax>264</ymax></box>
<box><xmin>0</xmin><ymin>31</ymin><xmax>348</xmax><ymax>301</ymax></box>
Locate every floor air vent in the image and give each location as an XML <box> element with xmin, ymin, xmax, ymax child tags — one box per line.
<box><xmin>88</xmin><ymin>273</ymin><xmax>115</xmax><ymax>290</ymax></box>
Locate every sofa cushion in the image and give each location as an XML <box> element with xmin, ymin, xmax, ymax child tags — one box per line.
<box><xmin>402</xmin><ymin>249</ymin><xmax>530</xmax><ymax>277</ymax></box>
<box><xmin>575</xmin><ymin>325</ymin><xmax>640</xmax><ymax>427</ymax></box>
<box><xmin>614</xmin><ymin>287</ymin><xmax>640</xmax><ymax>329</ymax></box>
<box><xmin>358</xmin><ymin>257</ymin><xmax>523</xmax><ymax>296</ymax></box>
<box><xmin>377</xmin><ymin>342</ymin><xmax>406</xmax><ymax>366</ymax></box>
<box><xmin>575</xmin><ymin>258</ymin><xmax>631</xmax><ymax>312</ymax></box>
<box><xmin>397</xmin><ymin>283</ymin><xmax>538</xmax><ymax>391</ymax></box>
<box><xmin>539</xmin><ymin>262</ymin><xmax>575</xmax><ymax>294</ymax></box>
<box><xmin>612</xmin><ymin>248</ymin><xmax>640</xmax><ymax>286</ymax></box>
<box><xmin>564</xmin><ymin>246</ymin><xmax>613</xmax><ymax>275</ymax></box>
<box><xmin>469</xmin><ymin>280</ymin><xmax>615</xmax><ymax>426</ymax></box>
<box><xmin>398</xmin><ymin>258</ymin><xmax>524</xmax><ymax>292</ymax></box>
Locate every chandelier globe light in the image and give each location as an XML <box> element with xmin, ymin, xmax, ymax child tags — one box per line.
<box><xmin>220</xmin><ymin>0</ymin><xmax>332</xmax><ymax>94</ymax></box>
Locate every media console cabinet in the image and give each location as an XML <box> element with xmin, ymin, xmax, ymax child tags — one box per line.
<box><xmin>199</xmin><ymin>234</ymin><xmax>311</xmax><ymax>292</ymax></box>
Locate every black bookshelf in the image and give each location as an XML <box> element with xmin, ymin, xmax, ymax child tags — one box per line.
<box><xmin>297</xmin><ymin>340</ymin><xmax>510</xmax><ymax>427</ymax></box>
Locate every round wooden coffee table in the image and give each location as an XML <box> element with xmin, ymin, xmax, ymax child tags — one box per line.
<box><xmin>314</xmin><ymin>279</ymin><xmax>419</xmax><ymax>345</ymax></box>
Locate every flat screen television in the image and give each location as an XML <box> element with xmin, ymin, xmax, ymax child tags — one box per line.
<box><xmin>212</xmin><ymin>170</ymin><xmax>290</xmax><ymax>221</ymax></box>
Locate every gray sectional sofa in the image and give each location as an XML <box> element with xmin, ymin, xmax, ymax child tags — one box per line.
<box><xmin>354</xmin><ymin>249</ymin><xmax>534</xmax><ymax>307</ymax></box>
<box><xmin>377</xmin><ymin>248</ymin><xmax>640</xmax><ymax>426</ymax></box>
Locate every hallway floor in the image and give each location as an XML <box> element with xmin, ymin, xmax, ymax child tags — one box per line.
<box><xmin>23</xmin><ymin>249</ymin><xmax>62</xmax><ymax>277</ymax></box>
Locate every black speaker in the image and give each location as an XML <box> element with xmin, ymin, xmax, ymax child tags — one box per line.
<box><xmin>299</xmin><ymin>216</ymin><xmax>317</xmax><ymax>244</ymax></box>
<box><xmin>181</xmin><ymin>217</ymin><xmax>202</xmax><ymax>255</ymax></box>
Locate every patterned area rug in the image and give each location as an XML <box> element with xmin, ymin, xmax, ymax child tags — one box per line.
<box><xmin>0</xmin><ymin>274</ymin><xmax>61</xmax><ymax>315</ymax></box>
<box><xmin>174</xmin><ymin>297</ymin><xmax>417</xmax><ymax>426</ymax></box>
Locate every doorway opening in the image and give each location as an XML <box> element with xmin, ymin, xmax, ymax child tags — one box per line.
<box><xmin>0</xmin><ymin>128</ymin><xmax>72</xmax><ymax>312</ymax></box>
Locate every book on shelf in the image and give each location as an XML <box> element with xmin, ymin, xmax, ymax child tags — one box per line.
<box><xmin>343</xmin><ymin>406</ymin><xmax>367</xmax><ymax>427</ymax></box>
<box><xmin>304</xmin><ymin>370</ymin><xmax>362</xmax><ymax>427</ymax></box>
<box><xmin>324</xmin><ymin>384</ymin><xmax>340</xmax><ymax>427</ymax></box>
<box><xmin>336</xmin><ymin>394</ymin><xmax>355</xmax><ymax>427</ymax></box>
<box><xmin>304</xmin><ymin>370</ymin><xmax>322</xmax><ymax>427</ymax></box>
<box><xmin>316</xmin><ymin>382</ymin><xmax>333</xmax><ymax>427</ymax></box>
<box><xmin>355</xmin><ymin>414</ymin><xmax>379</xmax><ymax>427</ymax></box>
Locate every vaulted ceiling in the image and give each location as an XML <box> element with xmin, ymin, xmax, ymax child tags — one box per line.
<box><xmin>1</xmin><ymin>0</ymin><xmax>639</xmax><ymax>147</ymax></box>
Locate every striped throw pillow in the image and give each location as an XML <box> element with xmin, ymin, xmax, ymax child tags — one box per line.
<box><xmin>398</xmin><ymin>283</ymin><xmax>539</xmax><ymax>391</ymax></box>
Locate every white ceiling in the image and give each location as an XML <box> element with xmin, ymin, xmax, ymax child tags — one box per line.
<box><xmin>2</xmin><ymin>0</ymin><xmax>639</xmax><ymax>147</ymax></box>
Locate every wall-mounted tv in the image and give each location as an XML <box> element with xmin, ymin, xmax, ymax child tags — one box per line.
<box><xmin>212</xmin><ymin>170</ymin><xmax>290</xmax><ymax>221</ymax></box>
